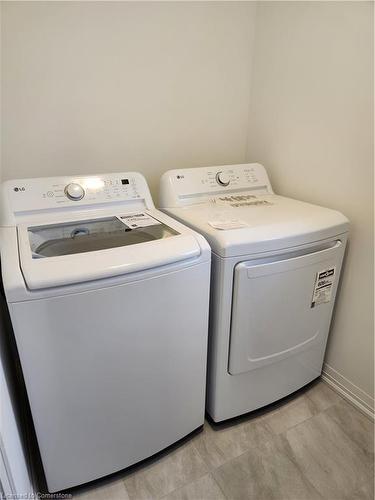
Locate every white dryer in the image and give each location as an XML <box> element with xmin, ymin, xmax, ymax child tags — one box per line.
<box><xmin>0</xmin><ymin>172</ymin><xmax>210</xmax><ymax>492</ymax></box>
<box><xmin>160</xmin><ymin>163</ymin><xmax>349</xmax><ymax>422</ymax></box>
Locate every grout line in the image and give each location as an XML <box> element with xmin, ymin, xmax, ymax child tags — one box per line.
<box><xmin>121</xmin><ymin>477</ymin><xmax>131</xmax><ymax>500</ymax></box>
<box><xmin>209</xmin><ymin>392</ymin><xmax>342</xmax><ymax>476</ymax></box>
<box><xmin>319</xmin><ymin>400</ymin><xmax>375</xmax><ymax>457</ymax></box>
<box><xmin>304</xmin><ymin>382</ymin><xmax>346</xmax><ymax>410</ymax></box>
<box><xmin>209</xmin><ymin>396</ymin><xmax>362</xmax><ymax>499</ymax></box>
<box><xmin>282</xmin><ymin>399</ymin><xmax>375</xmax><ymax>493</ymax></box>
<box><xmin>210</xmin><ymin>471</ymin><xmax>230</xmax><ymax>500</ymax></box>
<box><xmin>123</xmin><ymin>386</ymin><xmax>347</xmax><ymax>499</ymax></box>
<box><xmin>270</xmin><ymin>393</ymin><xmax>344</xmax><ymax>437</ymax></box>
<box><xmin>122</xmin><ymin>461</ymin><xmax>209</xmax><ymax>500</ymax></box>
<box><xmin>158</xmin><ymin>470</ymin><xmax>211</xmax><ymax>500</ymax></box>
<box><xmin>191</xmin><ymin>433</ymin><xmax>218</xmax><ymax>472</ymax></box>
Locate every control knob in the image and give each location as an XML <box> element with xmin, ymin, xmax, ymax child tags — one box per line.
<box><xmin>64</xmin><ymin>183</ymin><xmax>85</xmax><ymax>201</ymax></box>
<box><xmin>216</xmin><ymin>171</ymin><xmax>230</xmax><ymax>187</ymax></box>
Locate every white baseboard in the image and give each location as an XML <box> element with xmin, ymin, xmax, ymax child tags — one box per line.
<box><xmin>322</xmin><ymin>363</ymin><xmax>374</xmax><ymax>421</ymax></box>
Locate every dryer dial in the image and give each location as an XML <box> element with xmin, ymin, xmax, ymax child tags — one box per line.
<box><xmin>216</xmin><ymin>171</ymin><xmax>230</xmax><ymax>187</ymax></box>
<box><xmin>65</xmin><ymin>183</ymin><xmax>85</xmax><ymax>201</ymax></box>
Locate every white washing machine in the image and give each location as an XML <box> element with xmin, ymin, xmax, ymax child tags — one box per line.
<box><xmin>160</xmin><ymin>163</ymin><xmax>349</xmax><ymax>422</ymax></box>
<box><xmin>0</xmin><ymin>172</ymin><xmax>210</xmax><ymax>492</ymax></box>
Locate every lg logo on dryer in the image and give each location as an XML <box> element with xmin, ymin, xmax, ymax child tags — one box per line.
<box><xmin>13</xmin><ymin>186</ymin><xmax>26</xmax><ymax>192</ymax></box>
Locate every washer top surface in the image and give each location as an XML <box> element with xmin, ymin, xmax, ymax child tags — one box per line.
<box><xmin>0</xmin><ymin>172</ymin><xmax>209</xmax><ymax>295</ymax></box>
<box><xmin>159</xmin><ymin>164</ymin><xmax>349</xmax><ymax>258</ymax></box>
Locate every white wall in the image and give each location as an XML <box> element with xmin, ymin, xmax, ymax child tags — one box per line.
<box><xmin>0</xmin><ymin>7</ymin><xmax>32</xmax><ymax>496</ymax></box>
<box><xmin>247</xmin><ymin>1</ymin><xmax>374</xmax><ymax>408</ymax></box>
<box><xmin>1</xmin><ymin>1</ymin><xmax>256</xmax><ymax>199</ymax></box>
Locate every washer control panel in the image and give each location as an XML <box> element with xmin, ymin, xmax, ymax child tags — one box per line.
<box><xmin>2</xmin><ymin>172</ymin><xmax>155</xmax><ymax>224</ymax></box>
<box><xmin>160</xmin><ymin>163</ymin><xmax>273</xmax><ymax>208</ymax></box>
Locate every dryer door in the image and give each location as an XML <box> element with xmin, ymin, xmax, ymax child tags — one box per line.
<box><xmin>228</xmin><ymin>239</ymin><xmax>345</xmax><ymax>375</ymax></box>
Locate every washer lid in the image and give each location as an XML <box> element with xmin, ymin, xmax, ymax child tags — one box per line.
<box><xmin>27</xmin><ymin>215</ymin><xmax>179</xmax><ymax>258</ymax></box>
<box><xmin>18</xmin><ymin>211</ymin><xmax>202</xmax><ymax>289</ymax></box>
<box><xmin>165</xmin><ymin>195</ymin><xmax>349</xmax><ymax>257</ymax></box>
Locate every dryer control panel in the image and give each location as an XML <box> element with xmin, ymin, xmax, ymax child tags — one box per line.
<box><xmin>159</xmin><ymin>163</ymin><xmax>273</xmax><ymax>208</ymax></box>
<box><xmin>0</xmin><ymin>172</ymin><xmax>155</xmax><ymax>226</ymax></box>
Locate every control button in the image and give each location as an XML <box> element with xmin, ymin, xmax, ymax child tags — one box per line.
<box><xmin>47</xmin><ymin>191</ymin><xmax>54</xmax><ymax>197</ymax></box>
<box><xmin>216</xmin><ymin>171</ymin><xmax>230</xmax><ymax>187</ymax></box>
<box><xmin>64</xmin><ymin>183</ymin><xmax>85</xmax><ymax>201</ymax></box>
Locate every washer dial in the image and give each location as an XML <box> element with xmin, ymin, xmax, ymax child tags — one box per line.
<box><xmin>216</xmin><ymin>171</ymin><xmax>230</xmax><ymax>187</ymax></box>
<box><xmin>64</xmin><ymin>183</ymin><xmax>85</xmax><ymax>201</ymax></box>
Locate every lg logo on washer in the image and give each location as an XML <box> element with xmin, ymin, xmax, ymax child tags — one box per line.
<box><xmin>13</xmin><ymin>186</ymin><xmax>26</xmax><ymax>192</ymax></box>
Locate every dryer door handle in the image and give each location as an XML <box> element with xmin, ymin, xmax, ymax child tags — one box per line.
<box><xmin>243</xmin><ymin>240</ymin><xmax>342</xmax><ymax>276</ymax></box>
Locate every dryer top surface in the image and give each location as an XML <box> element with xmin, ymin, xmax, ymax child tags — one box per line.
<box><xmin>164</xmin><ymin>194</ymin><xmax>349</xmax><ymax>257</ymax></box>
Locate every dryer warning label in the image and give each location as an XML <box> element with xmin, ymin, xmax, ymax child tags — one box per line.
<box><xmin>311</xmin><ymin>267</ymin><xmax>336</xmax><ymax>308</ymax></box>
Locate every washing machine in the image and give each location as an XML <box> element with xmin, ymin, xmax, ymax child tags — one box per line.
<box><xmin>159</xmin><ymin>163</ymin><xmax>349</xmax><ymax>422</ymax></box>
<box><xmin>0</xmin><ymin>172</ymin><xmax>210</xmax><ymax>492</ymax></box>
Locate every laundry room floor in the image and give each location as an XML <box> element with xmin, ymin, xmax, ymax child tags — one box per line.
<box><xmin>71</xmin><ymin>380</ymin><xmax>374</xmax><ymax>500</ymax></box>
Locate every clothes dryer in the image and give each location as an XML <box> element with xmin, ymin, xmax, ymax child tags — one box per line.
<box><xmin>160</xmin><ymin>163</ymin><xmax>348</xmax><ymax>422</ymax></box>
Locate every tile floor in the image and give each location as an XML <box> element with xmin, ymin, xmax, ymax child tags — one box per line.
<box><xmin>72</xmin><ymin>380</ymin><xmax>374</xmax><ymax>500</ymax></box>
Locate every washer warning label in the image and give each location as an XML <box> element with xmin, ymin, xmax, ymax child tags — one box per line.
<box><xmin>311</xmin><ymin>267</ymin><xmax>336</xmax><ymax>308</ymax></box>
<box><xmin>117</xmin><ymin>213</ymin><xmax>161</xmax><ymax>229</ymax></box>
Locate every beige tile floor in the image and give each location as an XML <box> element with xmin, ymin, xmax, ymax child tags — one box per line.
<box><xmin>72</xmin><ymin>380</ymin><xmax>374</xmax><ymax>500</ymax></box>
